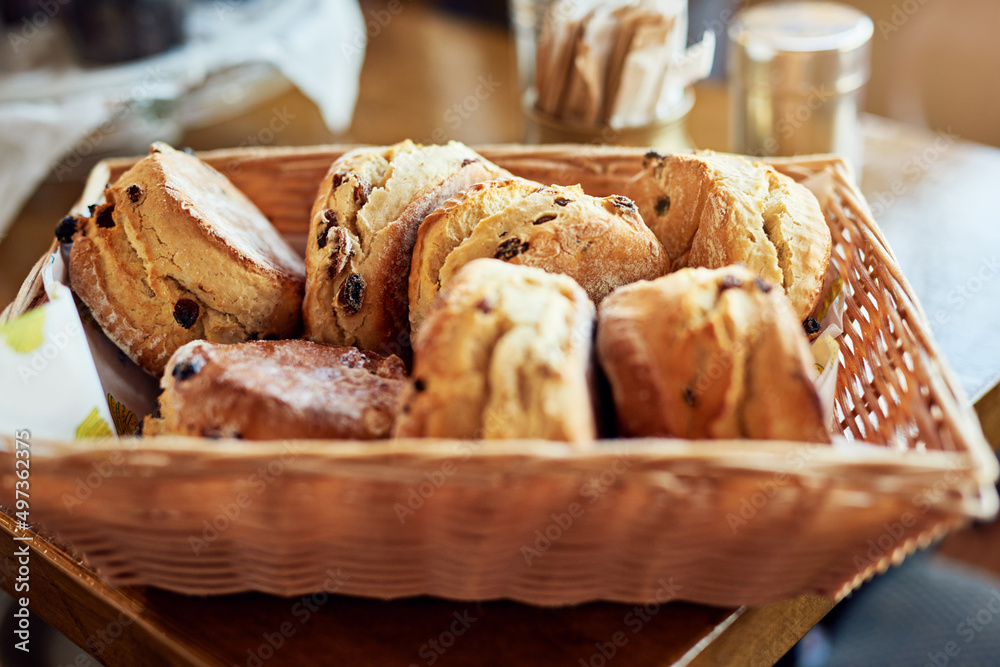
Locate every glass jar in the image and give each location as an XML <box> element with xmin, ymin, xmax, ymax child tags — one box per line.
<box><xmin>728</xmin><ymin>1</ymin><xmax>873</xmax><ymax>174</ymax></box>
<box><xmin>509</xmin><ymin>0</ymin><xmax>699</xmax><ymax>152</ymax></box>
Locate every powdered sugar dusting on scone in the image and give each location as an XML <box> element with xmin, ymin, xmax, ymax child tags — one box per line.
<box><xmin>155</xmin><ymin>339</ymin><xmax>407</xmax><ymax>440</ymax></box>
<box><xmin>154</xmin><ymin>143</ymin><xmax>304</xmax><ymax>278</ymax></box>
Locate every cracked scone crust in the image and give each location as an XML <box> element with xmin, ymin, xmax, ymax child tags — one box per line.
<box><xmin>145</xmin><ymin>339</ymin><xmax>408</xmax><ymax>440</ymax></box>
<box><xmin>638</xmin><ymin>151</ymin><xmax>832</xmax><ymax>321</ymax></box>
<box><xmin>409</xmin><ymin>181</ymin><xmax>668</xmax><ymax>333</ymax></box>
<box><xmin>597</xmin><ymin>266</ymin><xmax>828</xmax><ymax>442</ymax></box>
<box><xmin>68</xmin><ymin>143</ymin><xmax>306</xmax><ymax>375</ymax></box>
<box><xmin>303</xmin><ymin>140</ymin><xmax>510</xmax><ymax>357</ymax></box>
<box><xmin>395</xmin><ymin>259</ymin><xmax>597</xmax><ymax>442</ymax></box>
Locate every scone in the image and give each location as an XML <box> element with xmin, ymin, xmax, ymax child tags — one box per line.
<box><xmin>637</xmin><ymin>151</ymin><xmax>831</xmax><ymax>320</ymax></box>
<box><xmin>409</xmin><ymin>180</ymin><xmax>668</xmax><ymax>333</ymax></box>
<box><xmin>597</xmin><ymin>266</ymin><xmax>828</xmax><ymax>442</ymax></box>
<box><xmin>68</xmin><ymin>143</ymin><xmax>305</xmax><ymax>375</ymax></box>
<box><xmin>145</xmin><ymin>339</ymin><xmax>407</xmax><ymax>440</ymax></box>
<box><xmin>303</xmin><ymin>140</ymin><xmax>510</xmax><ymax>358</ymax></box>
<box><xmin>395</xmin><ymin>258</ymin><xmax>597</xmax><ymax>442</ymax></box>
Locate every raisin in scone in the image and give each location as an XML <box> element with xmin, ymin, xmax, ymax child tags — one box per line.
<box><xmin>395</xmin><ymin>259</ymin><xmax>596</xmax><ymax>443</ymax></box>
<box><xmin>303</xmin><ymin>140</ymin><xmax>510</xmax><ymax>358</ymax></box>
<box><xmin>408</xmin><ymin>180</ymin><xmax>668</xmax><ymax>333</ymax></box>
<box><xmin>68</xmin><ymin>143</ymin><xmax>305</xmax><ymax>376</ymax></box>
<box><xmin>144</xmin><ymin>339</ymin><xmax>407</xmax><ymax>440</ymax></box>
<box><xmin>597</xmin><ymin>266</ymin><xmax>828</xmax><ymax>442</ymax></box>
<box><xmin>636</xmin><ymin>151</ymin><xmax>831</xmax><ymax>321</ymax></box>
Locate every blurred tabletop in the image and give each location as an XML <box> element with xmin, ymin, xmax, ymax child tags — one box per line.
<box><xmin>1</xmin><ymin>3</ymin><xmax>999</xmax><ymax>666</ymax></box>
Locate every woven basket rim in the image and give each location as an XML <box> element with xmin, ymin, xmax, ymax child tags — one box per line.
<box><xmin>2</xmin><ymin>144</ymin><xmax>997</xmax><ymax>606</ymax></box>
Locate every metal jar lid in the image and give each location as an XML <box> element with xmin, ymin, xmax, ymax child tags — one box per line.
<box><xmin>728</xmin><ymin>1</ymin><xmax>874</xmax><ymax>96</ymax></box>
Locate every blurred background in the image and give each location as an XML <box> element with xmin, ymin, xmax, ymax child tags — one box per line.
<box><xmin>1</xmin><ymin>0</ymin><xmax>999</xmax><ymax>308</ymax></box>
<box><xmin>0</xmin><ymin>1</ymin><xmax>999</xmax><ymax>665</ymax></box>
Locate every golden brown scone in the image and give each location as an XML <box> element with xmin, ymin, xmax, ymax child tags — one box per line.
<box><xmin>395</xmin><ymin>259</ymin><xmax>597</xmax><ymax>443</ymax></box>
<box><xmin>68</xmin><ymin>143</ymin><xmax>305</xmax><ymax>376</ymax></box>
<box><xmin>145</xmin><ymin>339</ymin><xmax>407</xmax><ymax>440</ymax></box>
<box><xmin>638</xmin><ymin>151</ymin><xmax>831</xmax><ymax>321</ymax></box>
<box><xmin>408</xmin><ymin>178</ymin><xmax>540</xmax><ymax>331</ymax></box>
<box><xmin>597</xmin><ymin>266</ymin><xmax>828</xmax><ymax>442</ymax></box>
<box><xmin>409</xmin><ymin>181</ymin><xmax>668</xmax><ymax>333</ymax></box>
<box><xmin>303</xmin><ymin>140</ymin><xmax>511</xmax><ymax>358</ymax></box>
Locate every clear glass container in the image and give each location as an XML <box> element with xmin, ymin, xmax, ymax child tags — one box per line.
<box><xmin>509</xmin><ymin>0</ymin><xmax>696</xmax><ymax>151</ymax></box>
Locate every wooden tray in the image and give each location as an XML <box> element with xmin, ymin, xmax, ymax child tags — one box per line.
<box><xmin>1</xmin><ymin>144</ymin><xmax>996</xmax><ymax>607</ymax></box>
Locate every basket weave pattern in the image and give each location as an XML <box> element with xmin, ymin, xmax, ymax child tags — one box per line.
<box><xmin>0</xmin><ymin>145</ymin><xmax>995</xmax><ymax>607</ymax></box>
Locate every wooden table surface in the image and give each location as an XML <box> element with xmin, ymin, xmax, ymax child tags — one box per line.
<box><xmin>0</xmin><ymin>3</ymin><xmax>997</xmax><ymax>666</ymax></box>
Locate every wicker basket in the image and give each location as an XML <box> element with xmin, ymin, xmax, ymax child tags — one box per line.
<box><xmin>1</xmin><ymin>145</ymin><xmax>996</xmax><ymax>607</ymax></box>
